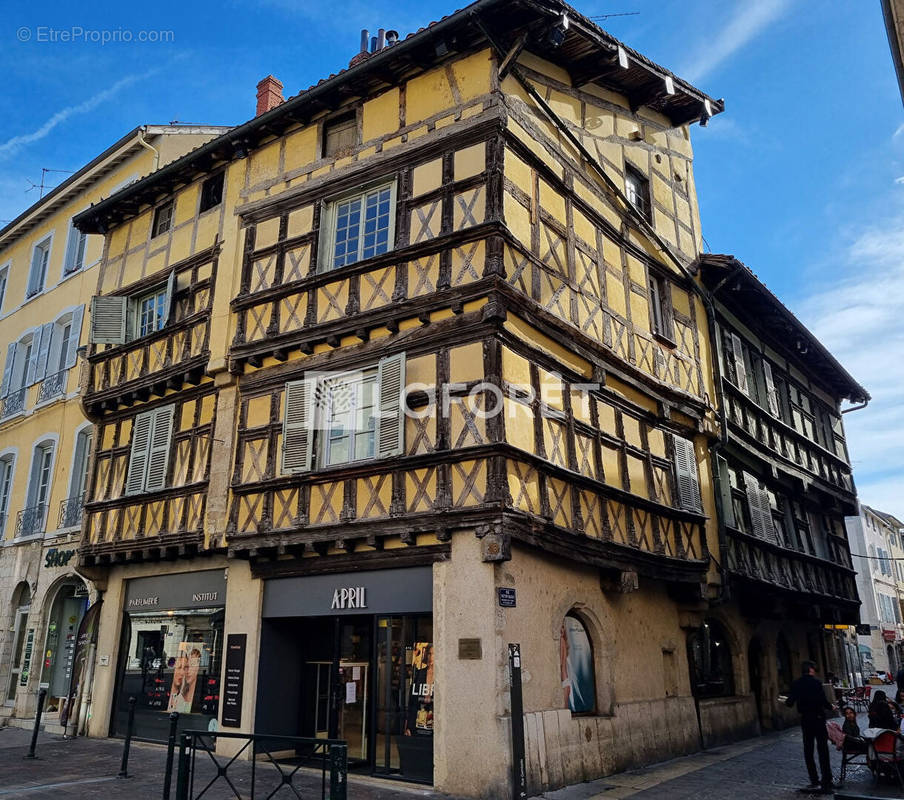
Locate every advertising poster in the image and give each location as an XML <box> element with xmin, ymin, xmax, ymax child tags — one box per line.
<box><xmin>406</xmin><ymin>642</ymin><xmax>434</xmax><ymax>734</ymax></box>
<box><xmin>560</xmin><ymin>617</ymin><xmax>595</xmax><ymax>713</ymax></box>
<box><xmin>167</xmin><ymin>642</ymin><xmax>202</xmax><ymax>713</ymax></box>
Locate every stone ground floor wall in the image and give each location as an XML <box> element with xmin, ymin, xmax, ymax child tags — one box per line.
<box><xmin>0</xmin><ymin>532</ymin><xmax>96</xmax><ymax>723</ymax></box>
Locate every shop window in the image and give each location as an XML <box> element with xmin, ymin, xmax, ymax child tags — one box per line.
<box><xmin>282</xmin><ymin>353</ymin><xmax>405</xmax><ymax>473</ymax></box>
<box><xmin>89</xmin><ymin>271</ymin><xmax>174</xmax><ymax>345</ymax></box>
<box><xmin>624</xmin><ymin>164</ymin><xmax>650</xmax><ymax>221</ymax></box>
<box><xmin>152</xmin><ymin>201</ymin><xmax>174</xmax><ymax>238</ymax></box>
<box><xmin>319</xmin><ymin>181</ymin><xmax>396</xmax><ymax>270</ymax></box>
<box><xmin>672</xmin><ymin>435</ymin><xmax>702</xmax><ymax>513</ymax></box>
<box><xmin>687</xmin><ymin>619</ymin><xmax>734</xmax><ymax>698</ymax></box>
<box><xmin>560</xmin><ymin>614</ymin><xmax>596</xmax><ymax>713</ymax></box>
<box><xmin>125</xmin><ymin>405</ymin><xmax>175</xmax><ymax>495</ymax></box>
<box><xmin>323</xmin><ymin>114</ymin><xmax>358</xmax><ymax>158</ymax></box>
<box><xmin>27</xmin><ymin>236</ymin><xmax>52</xmax><ymax>298</ymax></box>
<box><xmin>199</xmin><ymin>173</ymin><xmax>224</xmax><ymax>214</ymax></box>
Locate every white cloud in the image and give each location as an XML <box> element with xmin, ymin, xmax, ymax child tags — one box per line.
<box><xmin>796</xmin><ymin>215</ymin><xmax>904</xmax><ymax>519</ymax></box>
<box><xmin>0</xmin><ymin>71</ymin><xmax>156</xmax><ymax>160</ymax></box>
<box><xmin>681</xmin><ymin>0</ymin><xmax>792</xmax><ymax>84</ymax></box>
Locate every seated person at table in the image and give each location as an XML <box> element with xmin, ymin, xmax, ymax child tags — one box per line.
<box><xmin>841</xmin><ymin>706</ymin><xmax>867</xmax><ymax>752</ymax></box>
<box><xmin>868</xmin><ymin>690</ymin><xmax>897</xmax><ymax>730</ymax></box>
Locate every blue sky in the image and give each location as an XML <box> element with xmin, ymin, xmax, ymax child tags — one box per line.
<box><xmin>2</xmin><ymin>0</ymin><xmax>902</xmax><ymax>515</ymax></box>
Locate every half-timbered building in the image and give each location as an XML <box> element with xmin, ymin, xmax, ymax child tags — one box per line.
<box><xmin>70</xmin><ymin>1</ymin><xmax>862</xmax><ymax>796</ymax></box>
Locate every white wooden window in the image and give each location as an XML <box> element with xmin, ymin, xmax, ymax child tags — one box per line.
<box><xmin>625</xmin><ymin>165</ymin><xmax>650</xmax><ymax>221</ymax></box>
<box><xmin>152</xmin><ymin>201</ymin><xmax>174</xmax><ymax>238</ymax></box>
<box><xmin>672</xmin><ymin>435</ymin><xmax>701</xmax><ymax>513</ymax></box>
<box><xmin>89</xmin><ymin>272</ymin><xmax>174</xmax><ymax>345</ymax></box>
<box><xmin>125</xmin><ymin>405</ymin><xmax>174</xmax><ymax>494</ymax></box>
<box><xmin>282</xmin><ymin>353</ymin><xmax>406</xmax><ymax>474</ymax></box>
<box><xmin>0</xmin><ymin>457</ymin><xmax>14</xmax><ymax>534</ymax></box>
<box><xmin>27</xmin><ymin>237</ymin><xmax>52</xmax><ymax>298</ymax></box>
<box><xmin>320</xmin><ymin>182</ymin><xmax>396</xmax><ymax>270</ymax></box>
<box><xmin>64</xmin><ymin>219</ymin><xmax>88</xmax><ymax>275</ymax></box>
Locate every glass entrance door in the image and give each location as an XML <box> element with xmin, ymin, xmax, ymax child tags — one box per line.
<box><xmin>6</xmin><ymin>607</ymin><xmax>30</xmax><ymax>703</ymax></box>
<box><xmin>373</xmin><ymin>615</ymin><xmax>433</xmax><ymax>783</ymax></box>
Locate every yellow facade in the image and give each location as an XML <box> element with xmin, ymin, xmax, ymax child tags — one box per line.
<box><xmin>0</xmin><ymin>126</ymin><xmax>225</xmax><ymax>723</ymax></box>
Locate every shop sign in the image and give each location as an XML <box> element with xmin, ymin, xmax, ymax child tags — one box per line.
<box><xmin>882</xmin><ymin>629</ymin><xmax>898</xmax><ymax>642</ymax></box>
<box><xmin>263</xmin><ymin>566</ymin><xmax>432</xmax><ymax>618</ymax></box>
<box><xmin>330</xmin><ymin>586</ymin><xmax>366</xmax><ymax>610</ymax></box>
<box><xmin>222</xmin><ymin>634</ymin><xmax>246</xmax><ymax>728</ymax></box>
<box><xmin>498</xmin><ymin>587</ymin><xmax>516</xmax><ymax>608</ymax></box>
<box><xmin>44</xmin><ymin>548</ymin><xmax>76</xmax><ymax>568</ymax></box>
<box><xmin>122</xmin><ymin>569</ymin><xmax>226</xmax><ymax>612</ymax></box>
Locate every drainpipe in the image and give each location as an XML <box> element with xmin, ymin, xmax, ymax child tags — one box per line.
<box><xmin>137</xmin><ymin>126</ymin><xmax>160</xmax><ymax>172</ymax></box>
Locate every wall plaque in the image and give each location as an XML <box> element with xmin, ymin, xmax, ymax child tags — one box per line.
<box><xmin>458</xmin><ymin>638</ymin><xmax>482</xmax><ymax>660</ymax></box>
<box><xmin>221</xmin><ymin>633</ymin><xmax>247</xmax><ymax>728</ymax></box>
<box><xmin>498</xmin><ymin>588</ymin><xmax>516</xmax><ymax>608</ymax></box>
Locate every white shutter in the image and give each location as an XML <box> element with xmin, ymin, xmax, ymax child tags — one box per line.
<box><xmin>66</xmin><ymin>306</ymin><xmax>84</xmax><ymax>368</ymax></box>
<box><xmin>762</xmin><ymin>361</ymin><xmax>779</xmax><ymax>416</ymax></box>
<box><xmin>89</xmin><ymin>296</ymin><xmax>128</xmax><ymax>344</ymax></box>
<box><xmin>716</xmin><ymin>456</ymin><xmax>736</xmax><ymax>529</ymax></box>
<box><xmin>376</xmin><ymin>353</ymin><xmax>406</xmax><ymax>458</ymax></box>
<box><xmin>145</xmin><ymin>405</ymin><xmax>174</xmax><ymax>492</ymax></box>
<box><xmin>730</xmin><ymin>334</ymin><xmax>749</xmax><ymax>395</ymax></box>
<box><xmin>673</xmin><ymin>435</ymin><xmax>701</xmax><ymax>513</ymax></box>
<box><xmin>0</xmin><ymin>343</ymin><xmax>15</xmax><ymax>397</ymax></box>
<box><xmin>160</xmin><ymin>271</ymin><xmax>176</xmax><ymax>328</ymax></box>
<box><xmin>125</xmin><ymin>411</ymin><xmax>153</xmax><ymax>494</ymax></box>
<box><xmin>34</xmin><ymin>322</ymin><xmax>54</xmax><ymax>381</ymax></box>
<box><xmin>283</xmin><ymin>379</ymin><xmax>315</xmax><ymax>473</ymax></box>
<box><xmin>743</xmin><ymin>472</ymin><xmax>774</xmax><ymax>543</ymax></box>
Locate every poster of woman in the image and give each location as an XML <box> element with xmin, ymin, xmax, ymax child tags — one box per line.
<box><xmin>560</xmin><ymin>617</ymin><xmax>595</xmax><ymax>713</ymax></box>
<box><xmin>167</xmin><ymin>644</ymin><xmax>202</xmax><ymax>714</ymax></box>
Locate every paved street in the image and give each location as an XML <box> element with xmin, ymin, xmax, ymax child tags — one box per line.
<box><xmin>0</xmin><ymin>713</ymin><xmax>900</xmax><ymax>799</ymax></box>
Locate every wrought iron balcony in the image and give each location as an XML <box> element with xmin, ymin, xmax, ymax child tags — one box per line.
<box><xmin>15</xmin><ymin>504</ymin><xmax>47</xmax><ymax>537</ymax></box>
<box><xmin>58</xmin><ymin>493</ymin><xmax>84</xmax><ymax>529</ymax></box>
<box><xmin>0</xmin><ymin>388</ymin><xmax>26</xmax><ymax>419</ymax></box>
<box><xmin>37</xmin><ymin>369</ymin><xmax>68</xmax><ymax>403</ymax></box>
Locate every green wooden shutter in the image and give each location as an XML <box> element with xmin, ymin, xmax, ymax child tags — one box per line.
<box><xmin>673</xmin><ymin>435</ymin><xmax>701</xmax><ymax>513</ymax></box>
<box><xmin>145</xmin><ymin>405</ymin><xmax>175</xmax><ymax>492</ymax></box>
<box><xmin>376</xmin><ymin>353</ymin><xmax>406</xmax><ymax>458</ymax></box>
<box><xmin>89</xmin><ymin>296</ymin><xmax>128</xmax><ymax>344</ymax></box>
<box><xmin>125</xmin><ymin>411</ymin><xmax>153</xmax><ymax>495</ymax></box>
<box><xmin>283</xmin><ymin>379</ymin><xmax>315</xmax><ymax>473</ymax></box>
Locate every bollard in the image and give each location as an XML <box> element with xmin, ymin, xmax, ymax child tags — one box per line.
<box><xmin>328</xmin><ymin>743</ymin><xmax>348</xmax><ymax>800</ymax></box>
<box><xmin>118</xmin><ymin>696</ymin><xmax>137</xmax><ymax>778</ymax></box>
<box><xmin>162</xmin><ymin>711</ymin><xmax>179</xmax><ymax>800</ymax></box>
<box><xmin>24</xmin><ymin>688</ymin><xmax>47</xmax><ymax>760</ymax></box>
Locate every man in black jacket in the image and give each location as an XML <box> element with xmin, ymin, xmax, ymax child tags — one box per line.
<box><xmin>785</xmin><ymin>660</ymin><xmax>834</xmax><ymax>794</ymax></box>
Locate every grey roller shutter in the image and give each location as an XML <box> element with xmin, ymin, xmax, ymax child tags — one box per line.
<box><xmin>283</xmin><ymin>379</ymin><xmax>315</xmax><ymax>473</ymax></box>
<box><xmin>376</xmin><ymin>352</ymin><xmax>406</xmax><ymax>458</ymax></box>
<box><xmin>89</xmin><ymin>296</ymin><xmax>127</xmax><ymax>345</ymax></box>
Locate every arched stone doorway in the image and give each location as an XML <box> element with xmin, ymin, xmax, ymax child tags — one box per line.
<box><xmin>39</xmin><ymin>577</ymin><xmax>89</xmax><ymax>713</ymax></box>
<box><xmin>5</xmin><ymin>581</ymin><xmax>33</xmax><ymax>704</ymax></box>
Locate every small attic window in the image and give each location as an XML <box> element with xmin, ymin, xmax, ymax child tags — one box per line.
<box><xmin>625</xmin><ymin>164</ymin><xmax>651</xmax><ymax>222</ymax></box>
<box><xmin>323</xmin><ymin>114</ymin><xmax>358</xmax><ymax>158</ymax></box>
<box><xmin>199</xmin><ymin>173</ymin><xmax>224</xmax><ymax>213</ymax></box>
<box><xmin>152</xmin><ymin>201</ymin><xmax>174</xmax><ymax>238</ymax></box>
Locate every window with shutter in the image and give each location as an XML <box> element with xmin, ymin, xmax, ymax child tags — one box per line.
<box><xmin>144</xmin><ymin>406</ymin><xmax>174</xmax><ymax>491</ymax></box>
<box><xmin>66</xmin><ymin>306</ymin><xmax>84</xmax><ymax>368</ymax></box>
<box><xmin>730</xmin><ymin>334</ymin><xmax>749</xmax><ymax>395</ymax></box>
<box><xmin>125</xmin><ymin>412</ymin><xmax>153</xmax><ymax>495</ymax></box>
<box><xmin>673</xmin><ymin>436</ymin><xmax>702</xmax><ymax>513</ymax></box>
<box><xmin>25</xmin><ymin>329</ymin><xmax>44</xmax><ymax>386</ymax></box>
<box><xmin>64</xmin><ymin>220</ymin><xmax>88</xmax><ymax>274</ymax></box>
<box><xmin>743</xmin><ymin>472</ymin><xmax>774</xmax><ymax>543</ymax></box>
<box><xmin>0</xmin><ymin>343</ymin><xmax>15</xmax><ymax>398</ymax></box>
<box><xmin>90</xmin><ymin>296</ymin><xmax>128</xmax><ymax>344</ymax></box>
<box><xmin>377</xmin><ymin>353</ymin><xmax>406</xmax><ymax>459</ymax></box>
<box><xmin>33</xmin><ymin>322</ymin><xmax>54</xmax><ymax>383</ymax></box>
<box><xmin>762</xmin><ymin>361</ymin><xmax>779</xmax><ymax>416</ymax></box>
<box><xmin>283</xmin><ymin>379</ymin><xmax>314</xmax><ymax>473</ymax></box>
<box><xmin>27</xmin><ymin>238</ymin><xmax>52</xmax><ymax>297</ymax></box>
<box><xmin>0</xmin><ymin>266</ymin><xmax>8</xmax><ymax>312</ymax></box>
<box><xmin>716</xmin><ymin>456</ymin><xmax>736</xmax><ymax>529</ymax></box>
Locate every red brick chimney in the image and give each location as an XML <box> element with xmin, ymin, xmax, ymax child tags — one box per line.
<box><xmin>256</xmin><ymin>75</ymin><xmax>284</xmax><ymax>116</ymax></box>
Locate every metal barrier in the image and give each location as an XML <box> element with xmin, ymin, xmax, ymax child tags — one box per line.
<box><xmin>174</xmin><ymin>730</ymin><xmax>347</xmax><ymax>800</ymax></box>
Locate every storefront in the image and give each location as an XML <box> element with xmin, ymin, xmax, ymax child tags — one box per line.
<box><xmin>258</xmin><ymin>566</ymin><xmax>434</xmax><ymax>783</ymax></box>
<box><xmin>112</xmin><ymin>569</ymin><xmax>226</xmax><ymax>742</ymax></box>
<box><xmin>39</xmin><ymin>574</ymin><xmax>90</xmax><ymax>715</ymax></box>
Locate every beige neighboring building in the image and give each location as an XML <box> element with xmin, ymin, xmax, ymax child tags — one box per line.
<box><xmin>0</xmin><ymin>125</ymin><xmax>228</xmax><ymax>733</ymax></box>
